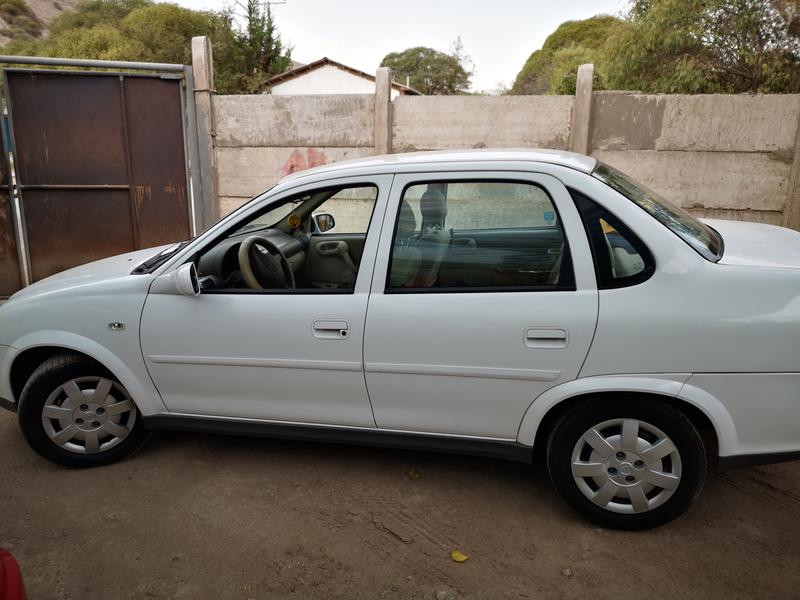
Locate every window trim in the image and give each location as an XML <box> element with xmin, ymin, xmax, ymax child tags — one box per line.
<box><xmin>384</xmin><ymin>178</ymin><xmax>577</xmax><ymax>294</ymax></box>
<box><xmin>569</xmin><ymin>187</ymin><xmax>655</xmax><ymax>290</ymax></box>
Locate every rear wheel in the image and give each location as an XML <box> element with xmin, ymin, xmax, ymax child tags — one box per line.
<box><xmin>547</xmin><ymin>398</ymin><xmax>706</xmax><ymax>529</ymax></box>
<box><xmin>18</xmin><ymin>353</ymin><xmax>149</xmax><ymax>468</ymax></box>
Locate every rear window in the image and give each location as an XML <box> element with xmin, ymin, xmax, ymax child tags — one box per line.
<box><xmin>592</xmin><ymin>163</ymin><xmax>723</xmax><ymax>262</ymax></box>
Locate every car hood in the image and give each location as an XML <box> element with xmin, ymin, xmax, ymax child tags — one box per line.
<box><xmin>6</xmin><ymin>245</ymin><xmax>172</xmax><ymax>303</ymax></box>
<box><xmin>703</xmin><ymin>219</ymin><xmax>800</xmax><ymax>269</ymax></box>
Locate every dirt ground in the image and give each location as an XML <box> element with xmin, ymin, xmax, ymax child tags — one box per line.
<box><xmin>1</xmin><ymin>410</ymin><xmax>799</xmax><ymax>599</ymax></box>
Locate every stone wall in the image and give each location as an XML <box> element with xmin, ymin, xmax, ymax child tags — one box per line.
<box><xmin>208</xmin><ymin>61</ymin><xmax>800</xmax><ymax>230</ymax></box>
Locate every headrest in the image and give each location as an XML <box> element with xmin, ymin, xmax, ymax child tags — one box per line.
<box><xmin>420</xmin><ymin>187</ymin><xmax>447</xmax><ymax>222</ymax></box>
<box><xmin>396</xmin><ymin>201</ymin><xmax>417</xmax><ymax>240</ymax></box>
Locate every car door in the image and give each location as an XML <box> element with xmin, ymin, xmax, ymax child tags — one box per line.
<box><xmin>139</xmin><ymin>175</ymin><xmax>391</xmax><ymax>427</ymax></box>
<box><xmin>364</xmin><ymin>171</ymin><xmax>598</xmax><ymax>439</ymax></box>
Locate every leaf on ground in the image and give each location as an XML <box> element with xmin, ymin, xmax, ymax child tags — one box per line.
<box><xmin>450</xmin><ymin>549</ymin><xmax>469</xmax><ymax>563</ymax></box>
<box><xmin>406</xmin><ymin>468</ymin><xmax>422</xmax><ymax>480</ymax></box>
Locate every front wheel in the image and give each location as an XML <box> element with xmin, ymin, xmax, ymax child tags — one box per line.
<box><xmin>18</xmin><ymin>353</ymin><xmax>149</xmax><ymax>468</ymax></box>
<box><xmin>547</xmin><ymin>398</ymin><xmax>706</xmax><ymax>529</ymax></box>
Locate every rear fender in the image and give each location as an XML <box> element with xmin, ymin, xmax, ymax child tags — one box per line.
<box><xmin>516</xmin><ymin>375</ymin><xmax>738</xmax><ymax>456</ymax></box>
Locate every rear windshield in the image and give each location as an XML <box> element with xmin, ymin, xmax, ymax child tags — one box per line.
<box><xmin>592</xmin><ymin>163</ymin><xmax>723</xmax><ymax>262</ymax></box>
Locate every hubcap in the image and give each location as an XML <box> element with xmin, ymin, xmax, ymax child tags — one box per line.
<box><xmin>571</xmin><ymin>418</ymin><xmax>682</xmax><ymax>514</ymax></box>
<box><xmin>41</xmin><ymin>377</ymin><xmax>136</xmax><ymax>454</ymax></box>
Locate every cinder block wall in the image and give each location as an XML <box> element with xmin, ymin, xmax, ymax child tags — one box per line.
<box><xmin>209</xmin><ymin>77</ymin><xmax>800</xmax><ymax>230</ymax></box>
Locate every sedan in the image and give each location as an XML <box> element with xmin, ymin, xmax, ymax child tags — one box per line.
<box><xmin>1</xmin><ymin>149</ymin><xmax>799</xmax><ymax>529</ymax></box>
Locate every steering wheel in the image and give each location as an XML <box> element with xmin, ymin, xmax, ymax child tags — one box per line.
<box><xmin>237</xmin><ymin>235</ymin><xmax>296</xmax><ymax>290</ymax></box>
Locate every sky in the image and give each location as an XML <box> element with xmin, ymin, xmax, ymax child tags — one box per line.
<box><xmin>163</xmin><ymin>0</ymin><xmax>628</xmax><ymax>91</ymax></box>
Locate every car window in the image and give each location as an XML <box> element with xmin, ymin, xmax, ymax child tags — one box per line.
<box><xmin>387</xmin><ymin>180</ymin><xmax>574</xmax><ymax>292</ymax></box>
<box><xmin>196</xmin><ymin>184</ymin><xmax>379</xmax><ymax>293</ymax></box>
<box><xmin>236</xmin><ymin>199</ymin><xmax>305</xmax><ymax>234</ymax></box>
<box><xmin>312</xmin><ymin>186</ymin><xmax>379</xmax><ymax>234</ymax></box>
<box><xmin>570</xmin><ymin>188</ymin><xmax>654</xmax><ymax>289</ymax></box>
<box><xmin>402</xmin><ymin>182</ymin><xmax>560</xmax><ymax>230</ymax></box>
<box><xmin>592</xmin><ymin>163</ymin><xmax>723</xmax><ymax>262</ymax></box>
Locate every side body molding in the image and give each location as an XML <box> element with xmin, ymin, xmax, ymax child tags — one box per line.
<box><xmin>515</xmin><ymin>374</ymin><xmax>740</xmax><ymax>457</ymax></box>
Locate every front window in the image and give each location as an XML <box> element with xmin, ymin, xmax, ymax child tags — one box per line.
<box><xmin>195</xmin><ymin>184</ymin><xmax>379</xmax><ymax>293</ymax></box>
<box><xmin>592</xmin><ymin>163</ymin><xmax>723</xmax><ymax>262</ymax></box>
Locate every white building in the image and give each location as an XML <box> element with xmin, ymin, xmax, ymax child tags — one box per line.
<box><xmin>263</xmin><ymin>57</ymin><xmax>420</xmax><ymax>99</ymax></box>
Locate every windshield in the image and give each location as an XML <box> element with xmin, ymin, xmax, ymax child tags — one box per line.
<box><xmin>592</xmin><ymin>163</ymin><xmax>723</xmax><ymax>262</ymax></box>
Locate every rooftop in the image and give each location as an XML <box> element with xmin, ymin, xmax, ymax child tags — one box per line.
<box><xmin>281</xmin><ymin>148</ymin><xmax>598</xmax><ymax>183</ymax></box>
<box><xmin>263</xmin><ymin>57</ymin><xmax>421</xmax><ymax>95</ymax></box>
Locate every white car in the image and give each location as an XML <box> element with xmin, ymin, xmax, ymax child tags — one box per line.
<box><xmin>2</xmin><ymin>149</ymin><xmax>799</xmax><ymax>529</ymax></box>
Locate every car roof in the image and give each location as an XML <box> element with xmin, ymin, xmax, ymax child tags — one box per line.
<box><xmin>279</xmin><ymin>148</ymin><xmax>598</xmax><ymax>183</ymax></box>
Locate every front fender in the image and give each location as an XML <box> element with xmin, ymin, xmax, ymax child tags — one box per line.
<box><xmin>516</xmin><ymin>374</ymin><xmax>739</xmax><ymax>456</ymax></box>
<box><xmin>7</xmin><ymin>330</ymin><xmax>167</xmax><ymax>415</ymax></box>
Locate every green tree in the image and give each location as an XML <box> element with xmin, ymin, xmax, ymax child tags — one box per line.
<box><xmin>548</xmin><ymin>46</ymin><xmax>606</xmax><ymax>94</ymax></box>
<box><xmin>604</xmin><ymin>0</ymin><xmax>800</xmax><ymax>93</ymax></box>
<box><xmin>1</xmin><ymin>0</ymin><xmax>293</xmax><ymax>94</ymax></box>
<box><xmin>510</xmin><ymin>15</ymin><xmax>619</xmax><ymax>94</ymax></box>
<box><xmin>238</xmin><ymin>0</ymin><xmax>292</xmax><ymax>93</ymax></box>
<box><xmin>773</xmin><ymin>0</ymin><xmax>800</xmax><ymax>36</ymax></box>
<box><xmin>380</xmin><ymin>46</ymin><xmax>471</xmax><ymax>94</ymax></box>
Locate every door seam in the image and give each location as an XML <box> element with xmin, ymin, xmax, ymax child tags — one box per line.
<box><xmin>361</xmin><ymin>173</ymin><xmax>396</xmax><ymax>427</ymax></box>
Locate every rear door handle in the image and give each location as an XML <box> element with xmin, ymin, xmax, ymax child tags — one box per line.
<box><xmin>313</xmin><ymin>319</ymin><xmax>350</xmax><ymax>339</ymax></box>
<box><xmin>524</xmin><ymin>327</ymin><xmax>568</xmax><ymax>349</ymax></box>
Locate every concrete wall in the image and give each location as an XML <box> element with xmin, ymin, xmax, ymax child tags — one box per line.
<box><xmin>214</xmin><ymin>93</ymin><xmax>375</xmax><ymax>216</ymax></box>
<box><xmin>392</xmin><ymin>95</ymin><xmax>573</xmax><ymax>152</ymax></box>
<box><xmin>207</xmin><ymin>61</ymin><xmax>800</xmax><ymax>230</ymax></box>
<box><xmin>213</xmin><ymin>93</ymin><xmax>576</xmax><ymax>216</ymax></box>
<box><xmin>590</xmin><ymin>93</ymin><xmax>800</xmax><ymax>225</ymax></box>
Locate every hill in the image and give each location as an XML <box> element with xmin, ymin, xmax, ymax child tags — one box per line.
<box><xmin>0</xmin><ymin>0</ymin><xmax>83</xmax><ymax>47</ymax></box>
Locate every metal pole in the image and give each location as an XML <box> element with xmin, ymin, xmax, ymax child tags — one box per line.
<box><xmin>182</xmin><ymin>65</ymin><xmax>203</xmax><ymax>235</ymax></box>
<box><xmin>0</xmin><ymin>55</ymin><xmax>185</xmax><ymax>72</ymax></box>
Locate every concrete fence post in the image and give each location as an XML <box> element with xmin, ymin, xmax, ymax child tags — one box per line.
<box><xmin>783</xmin><ymin>110</ymin><xmax>800</xmax><ymax>231</ymax></box>
<box><xmin>191</xmin><ymin>35</ymin><xmax>219</xmax><ymax>226</ymax></box>
<box><xmin>374</xmin><ymin>67</ymin><xmax>393</xmax><ymax>155</ymax></box>
<box><xmin>569</xmin><ymin>63</ymin><xmax>594</xmax><ymax>155</ymax></box>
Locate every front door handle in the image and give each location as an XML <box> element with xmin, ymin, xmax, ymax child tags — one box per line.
<box><xmin>313</xmin><ymin>320</ymin><xmax>350</xmax><ymax>339</ymax></box>
<box><xmin>524</xmin><ymin>327</ymin><xmax>568</xmax><ymax>349</ymax></box>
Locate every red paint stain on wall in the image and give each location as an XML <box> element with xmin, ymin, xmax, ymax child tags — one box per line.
<box><xmin>281</xmin><ymin>148</ymin><xmax>328</xmax><ymax>178</ymax></box>
<box><xmin>306</xmin><ymin>148</ymin><xmax>327</xmax><ymax>168</ymax></box>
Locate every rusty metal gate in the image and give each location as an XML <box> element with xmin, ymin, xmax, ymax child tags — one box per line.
<box><xmin>0</xmin><ymin>56</ymin><xmax>203</xmax><ymax>297</ymax></box>
<box><xmin>0</xmin><ymin>116</ymin><xmax>21</xmax><ymax>296</ymax></box>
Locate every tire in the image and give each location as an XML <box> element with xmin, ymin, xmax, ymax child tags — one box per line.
<box><xmin>17</xmin><ymin>352</ymin><xmax>150</xmax><ymax>468</ymax></box>
<box><xmin>547</xmin><ymin>397</ymin><xmax>706</xmax><ymax>529</ymax></box>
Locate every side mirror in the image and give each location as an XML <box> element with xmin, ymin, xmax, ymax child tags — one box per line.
<box><xmin>170</xmin><ymin>263</ymin><xmax>200</xmax><ymax>297</ymax></box>
<box><xmin>313</xmin><ymin>213</ymin><xmax>336</xmax><ymax>233</ymax></box>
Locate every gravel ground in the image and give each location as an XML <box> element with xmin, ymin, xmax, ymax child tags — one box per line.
<box><xmin>1</xmin><ymin>409</ymin><xmax>799</xmax><ymax>599</ymax></box>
